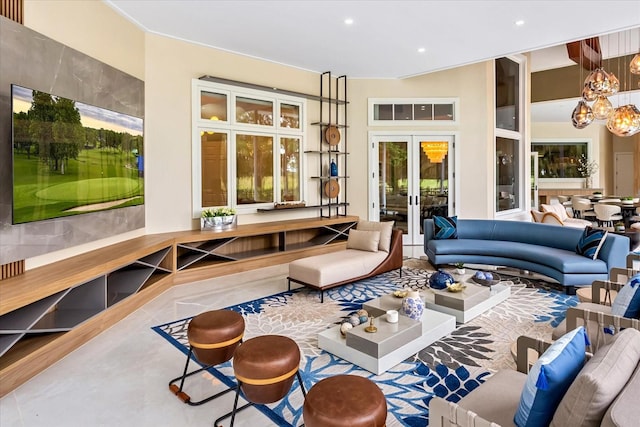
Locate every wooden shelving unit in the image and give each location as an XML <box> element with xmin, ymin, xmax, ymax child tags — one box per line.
<box><xmin>0</xmin><ymin>216</ymin><xmax>359</xmax><ymax>396</ymax></box>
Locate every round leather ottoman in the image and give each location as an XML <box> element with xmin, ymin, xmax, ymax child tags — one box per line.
<box><xmin>303</xmin><ymin>375</ymin><xmax>387</xmax><ymax>427</ymax></box>
<box><xmin>233</xmin><ymin>335</ymin><xmax>301</xmax><ymax>404</ymax></box>
<box><xmin>188</xmin><ymin>309</ymin><xmax>245</xmax><ymax>366</ymax></box>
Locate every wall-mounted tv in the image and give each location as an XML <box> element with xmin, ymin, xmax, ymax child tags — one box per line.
<box><xmin>11</xmin><ymin>84</ymin><xmax>144</xmax><ymax>224</ymax></box>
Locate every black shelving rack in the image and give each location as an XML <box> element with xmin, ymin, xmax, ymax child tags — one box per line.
<box><xmin>310</xmin><ymin>72</ymin><xmax>348</xmax><ymax>218</ymax></box>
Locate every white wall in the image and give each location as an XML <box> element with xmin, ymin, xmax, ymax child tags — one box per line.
<box><xmin>22</xmin><ymin>0</ymin><xmax>503</xmax><ymax>266</ymax></box>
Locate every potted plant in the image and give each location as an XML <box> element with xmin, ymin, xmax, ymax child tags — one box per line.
<box><xmin>622</xmin><ymin>196</ymin><xmax>634</xmax><ymax>205</ymax></box>
<box><xmin>577</xmin><ymin>155</ymin><xmax>598</xmax><ymax>189</ymax></box>
<box><xmin>201</xmin><ymin>207</ymin><xmax>237</xmax><ymax>230</ymax></box>
<box><xmin>614</xmin><ymin>221</ymin><xmax>626</xmax><ymax>232</ymax></box>
<box><xmin>454</xmin><ymin>262</ymin><xmax>466</xmax><ymax>275</ymax></box>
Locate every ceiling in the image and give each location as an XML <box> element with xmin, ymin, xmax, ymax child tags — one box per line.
<box><xmin>104</xmin><ymin>0</ymin><xmax>640</xmax><ymax>123</ymax></box>
<box><xmin>105</xmin><ymin>0</ymin><xmax>640</xmax><ymax>79</ymax></box>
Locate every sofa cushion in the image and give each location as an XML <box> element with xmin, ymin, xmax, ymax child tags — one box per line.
<box><xmin>576</xmin><ymin>226</ymin><xmax>608</xmax><ymax>260</ymax></box>
<box><xmin>551</xmin><ymin>328</ymin><xmax>640</xmax><ymax>427</ymax></box>
<box><xmin>346</xmin><ymin>229</ymin><xmax>380</xmax><ymax>252</ymax></box>
<box><xmin>611</xmin><ymin>273</ymin><xmax>640</xmax><ymax>319</ymax></box>
<box><xmin>433</xmin><ymin>215</ymin><xmax>458</xmax><ymax>240</ymax></box>
<box><xmin>458</xmin><ymin>369</ymin><xmax>527</xmax><ymax>427</ymax></box>
<box><xmin>601</xmin><ymin>362</ymin><xmax>640</xmax><ymax>427</ymax></box>
<box><xmin>357</xmin><ymin>220</ymin><xmax>394</xmax><ymax>252</ymax></box>
<box><xmin>514</xmin><ymin>326</ymin><xmax>588</xmax><ymax>427</ymax></box>
<box><xmin>428</xmin><ymin>240</ymin><xmax>608</xmax><ymax>274</ymax></box>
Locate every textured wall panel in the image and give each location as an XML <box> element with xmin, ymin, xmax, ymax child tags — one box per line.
<box><xmin>0</xmin><ymin>16</ymin><xmax>145</xmax><ymax>264</ymax></box>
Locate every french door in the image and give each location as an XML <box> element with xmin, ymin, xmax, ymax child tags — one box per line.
<box><xmin>371</xmin><ymin>134</ymin><xmax>455</xmax><ymax>245</ymax></box>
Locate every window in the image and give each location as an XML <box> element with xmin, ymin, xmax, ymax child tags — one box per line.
<box><xmin>368</xmin><ymin>98</ymin><xmax>458</xmax><ymax>125</ymax></box>
<box><xmin>495</xmin><ymin>56</ymin><xmax>525</xmax><ymax>214</ymax></box>
<box><xmin>531</xmin><ymin>141</ymin><xmax>588</xmax><ymax>178</ymax></box>
<box><xmin>192</xmin><ymin>80</ymin><xmax>305</xmax><ymax>216</ymax></box>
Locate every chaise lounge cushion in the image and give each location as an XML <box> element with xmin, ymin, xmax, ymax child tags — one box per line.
<box><xmin>346</xmin><ymin>229</ymin><xmax>380</xmax><ymax>252</ymax></box>
<box><xmin>357</xmin><ymin>220</ymin><xmax>394</xmax><ymax>252</ymax></box>
<box><xmin>288</xmin><ymin>249</ymin><xmax>387</xmax><ymax>289</ymax></box>
<box><xmin>551</xmin><ymin>328</ymin><xmax>640</xmax><ymax>427</ymax></box>
<box><xmin>602</xmin><ymin>362</ymin><xmax>640</xmax><ymax>427</ymax></box>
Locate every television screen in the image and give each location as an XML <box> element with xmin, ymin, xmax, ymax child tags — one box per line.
<box><xmin>11</xmin><ymin>84</ymin><xmax>144</xmax><ymax>224</ymax></box>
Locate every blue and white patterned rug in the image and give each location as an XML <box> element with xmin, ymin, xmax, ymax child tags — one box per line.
<box><xmin>152</xmin><ymin>267</ymin><xmax>577</xmax><ymax>427</ymax></box>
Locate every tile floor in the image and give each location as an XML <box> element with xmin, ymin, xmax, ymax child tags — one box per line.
<box><xmin>0</xmin><ymin>246</ymin><xmax>426</xmax><ymax>427</ymax></box>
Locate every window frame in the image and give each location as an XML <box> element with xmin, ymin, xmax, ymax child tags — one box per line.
<box><xmin>368</xmin><ymin>97</ymin><xmax>459</xmax><ymax>126</ymax></box>
<box><xmin>494</xmin><ymin>55</ymin><xmax>526</xmax><ymax>217</ymax></box>
<box><xmin>192</xmin><ymin>80</ymin><xmax>306</xmax><ymax>218</ymax></box>
<box><xmin>531</xmin><ymin>138</ymin><xmax>593</xmax><ymax>184</ymax></box>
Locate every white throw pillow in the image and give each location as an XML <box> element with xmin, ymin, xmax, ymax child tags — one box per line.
<box><xmin>347</xmin><ymin>229</ymin><xmax>381</xmax><ymax>252</ymax></box>
<box><xmin>356</xmin><ymin>220</ymin><xmax>394</xmax><ymax>252</ymax></box>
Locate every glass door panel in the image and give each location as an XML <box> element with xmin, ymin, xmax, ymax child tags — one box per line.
<box><xmin>379</xmin><ymin>140</ymin><xmax>409</xmax><ymax>236</ymax></box>
<box><xmin>417</xmin><ymin>138</ymin><xmax>450</xmax><ymax>239</ymax></box>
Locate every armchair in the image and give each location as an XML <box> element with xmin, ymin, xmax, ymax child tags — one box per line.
<box><xmin>537</xmin><ymin>203</ymin><xmax>592</xmax><ymax>228</ymax></box>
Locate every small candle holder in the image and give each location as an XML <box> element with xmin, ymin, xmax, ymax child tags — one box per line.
<box><xmin>364</xmin><ymin>316</ymin><xmax>378</xmax><ymax>333</ymax></box>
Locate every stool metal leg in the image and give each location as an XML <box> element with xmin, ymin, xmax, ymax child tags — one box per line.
<box><xmin>168</xmin><ymin>346</ymin><xmax>236</xmax><ymax>406</ymax></box>
<box><xmin>215</xmin><ymin>371</ymin><xmax>307</xmax><ymax>427</ymax></box>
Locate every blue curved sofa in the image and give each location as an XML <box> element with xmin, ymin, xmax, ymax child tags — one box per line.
<box><xmin>424</xmin><ymin>219</ymin><xmax>630</xmax><ymax>293</ymax></box>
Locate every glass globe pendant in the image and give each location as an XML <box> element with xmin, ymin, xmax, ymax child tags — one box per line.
<box><xmin>571</xmin><ymin>100</ymin><xmax>594</xmax><ymax>129</ymax></box>
<box><xmin>603</xmin><ymin>72</ymin><xmax>619</xmax><ymax>96</ymax></box>
<box><xmin>630</xmin><ymin>53</ymin><xmax>640</xmax><ymax>75</ymax></box>
<box><xmin>606</xmin><ymin>105</ymin><xmax>640</xmax><ymax>137</ymax></box>
<box><xmin>582</xmin><ymin>84</ymin><xmax>597</xmax><ymax>102</ymax></box>
<box><xmin>586</xmin><ymin>67</ymin><xmax>611</xmax><ymax>94</ymax></box>
<box><xmin>592</xmin><ymin>95</ymin><xmax>613</xmax><ymax>120</ymax></box>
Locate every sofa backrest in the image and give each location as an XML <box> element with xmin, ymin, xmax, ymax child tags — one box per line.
<box><xmin>424</xmin><ymin>219</ymin><xmax>629</xmax><ymax>268</ymax></box>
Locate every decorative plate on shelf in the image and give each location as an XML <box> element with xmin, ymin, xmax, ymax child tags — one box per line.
<box><xmin>324</xmin><ymin>179</ymin><xmax>340</xmax><ymax>198</ymax></box>
<box><xmin>325</xmin><ymin>125</ymin><xmax>341</xmax><ymax>146</ymax></box>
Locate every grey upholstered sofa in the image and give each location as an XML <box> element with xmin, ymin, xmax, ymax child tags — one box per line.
<box><xmin>429</xmin><ymin>328</ymin><xmax>640</xmax><ymax>427</ymax></box>
<box><xmin>424</xmin><ymin>219</ymin><xmax>629</xmax><ymax>293</ymax></box>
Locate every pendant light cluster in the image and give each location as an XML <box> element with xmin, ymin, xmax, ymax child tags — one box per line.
<box><xmin>571</xmin><ymin>39</ymin><xmax>640</xmax><ymax>137</ymax></box>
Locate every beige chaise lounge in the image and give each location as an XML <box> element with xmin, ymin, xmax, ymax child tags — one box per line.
<box><xmin>287</xmin><ymin>221</ymin><xmax>403</xmax><ymax>302</ymax></box>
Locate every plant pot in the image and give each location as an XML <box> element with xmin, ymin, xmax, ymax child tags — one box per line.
<box><xmin>201</xmin><ymin>215</ymin><xmax>237</xmax><ymax>230</ymax></box>
<box><xmin>456</xmin><ymin>268</ymin><xmax>466</xmax><ymax>275</ymax></box>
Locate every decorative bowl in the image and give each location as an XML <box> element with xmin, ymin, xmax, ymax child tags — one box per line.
<box><xmin>393</xmin><ymin>290</ymin><xmax>408</xmax><ymax>298</ymax></box>
<box><xmin>472</xmin><ymin>272</ymin><xmax>501</xmax><ymax>287</ymax></box>
<box><xmin>446</xmin><ymin>283</ymin><xmax>466</xmax><ymax>293</ymax></box>
<box><xmin>429</xmin><ymin>270</ymin><xmax>455</xmax><ymax>290</ymax></box>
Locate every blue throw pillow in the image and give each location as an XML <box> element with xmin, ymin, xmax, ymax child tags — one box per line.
<box><xmin>612</xmin><ymin>273</ymin><xmax>640</xmax><ymax>319</ymax></box>
<box><xmin>575</xmin><ymin>226</ymin><xmax>607</xmax><ymax>260</ymax></box>
<box><xmin>514</xmin><ymin>327</ymin><xmax>588</xmax><ymax>427</ymax></box>
<box><xmin>434</xmin><ymin>216</ymin><xmax>458</xmax><ymax>240</ymax></box>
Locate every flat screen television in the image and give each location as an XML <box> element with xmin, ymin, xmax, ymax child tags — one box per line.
<box><xmin>11</xmin><ymin>84</ymin><xmax>144</xmax><ymax>224</ymax></box>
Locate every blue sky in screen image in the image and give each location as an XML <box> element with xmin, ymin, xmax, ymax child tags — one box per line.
<box><xmin>12</xmin><ymin>85</ymin><xmax>143</xmax><ymax>136</ymax></box>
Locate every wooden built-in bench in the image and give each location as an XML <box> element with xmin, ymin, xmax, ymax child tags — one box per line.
<box><xmin>0</xmin><ymin>215</ymin><xmax>358</xmax><ymax>396</ymax></box>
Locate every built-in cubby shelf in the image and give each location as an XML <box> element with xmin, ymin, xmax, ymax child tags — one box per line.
<box><xmin>175</xmin><ymin>216</ymin><xmax>358</xmax><ymax>272</ymax></box>
<box><xmin>0</xmin><ymin>246</ymin><xmax>172</xmax><ymax>359</ymax></box>
<box><xmin>0</xmin><ymin>216</ymin><xmax>359</xmax><ymax>397</ymax></box>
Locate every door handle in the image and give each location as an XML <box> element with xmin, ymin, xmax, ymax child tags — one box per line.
<box><xmin>415</xmin><ymin>196</ymin><xmax>419</xmax><ymax>205</ymax></box>
<box><xmin>408</xmin><ymin>196</ymin><xmax>412</xmax><ymax>205</ymax></box>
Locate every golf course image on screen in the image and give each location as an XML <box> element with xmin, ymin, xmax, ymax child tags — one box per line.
<box><xmin>11</xmin><ymin>84</ymin><xmax>144</xmax><ymax>224</ymax></box>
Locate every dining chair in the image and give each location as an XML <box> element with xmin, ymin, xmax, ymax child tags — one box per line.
<box><xmin>572</xmin><ymin>197</ymin><xmax>596</xmax><ymax>221</ymax></box>
<box><xmin>593</xmin><ymin>203</ymin><xmax>623</xmax><ymax>227</ymax></box>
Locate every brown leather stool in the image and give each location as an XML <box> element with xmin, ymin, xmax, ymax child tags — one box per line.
<box><xmin>215</xmin><ymin>335</ymin><xmax>306</xmax><ymax>427</ymax></box>
<box><xmin>169</xmin><ymin>309</ymin><xmax>244</xmax><ymax>405</ymax></box>
<box><xmin>303</xmin><ymin>375</ymin><xmax>387</xmax><ymax>427</ymax></box>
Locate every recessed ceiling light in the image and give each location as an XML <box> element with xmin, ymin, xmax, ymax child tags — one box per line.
<box><xmin>344</xmin><ymin>18</ymin><xmax>354</xmax><ymax>25</ymax></box>
<box><xmin>418</xmin><ymin>47</ymin><xmax>426</xmax><ymax>53</ymax></box>
<box><xmin>515</xmin><ymin>20</ymin><xmax>525</xmax><ymax>26</ymax></box>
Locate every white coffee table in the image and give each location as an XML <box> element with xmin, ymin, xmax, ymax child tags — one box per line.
<box><xmin>318</xmin><ymin>307</ymin><xmax>455</xmax><ymax>375</ymax></box>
